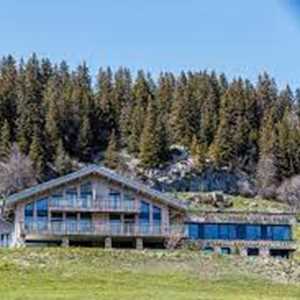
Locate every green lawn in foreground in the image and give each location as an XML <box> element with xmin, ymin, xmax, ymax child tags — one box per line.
<box><xmin>0</xmin><ymin>248</ymin><xmax>299</xmax><ymax>300</ymax></box>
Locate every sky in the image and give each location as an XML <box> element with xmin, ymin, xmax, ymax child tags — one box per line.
<box><xmin>0</xmin><ymin>0</ymin><xmax>300</xmax><ymax>88</ymax></box>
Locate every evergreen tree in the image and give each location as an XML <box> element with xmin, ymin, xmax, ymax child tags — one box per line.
<box><xmin>0</xmin><ymin>55</ymin><xmax>18</xmax><ymax>138</ymax></box>
<box><xmin>190</xmin><ymin>135</ymin><xmax>207</xmax><ymax>171</ymax></box>
<box><xmin>139</xmin><ymin>100</ymin><xmax>168</xmax><ymax>168</ymax></box>
<box><xmin>44</xmin><ymin>73</ymin><xmax>63</xmax><ymax>159</ymax></box>
<box><xmin>29</xmin><ymin>126</ymin><xmax>47</xmax><ymax>180</ymax></box>
<box><xmin>0</xmin><ymin>120</ymin><xmax>12</xmax><ymax>160</ymax></box>
<box><xmin>17</xmin><ymin>53</ymin><xmax>44</xmax><ymax>153</ymax></box>
<box><xmin>95</xmin><ymin>67</ymin><xmax>114</xmax><ymax>145</ymax></box>
<box><xmin>127</xmin><ymin>102</ymin><xmax>145</xmax><ymax>154</ymax></box>
<box><xmin>54</xmin><ymin>140</ymin><xmax>73</xmax><ymax>176</ymax></box>
<box><xmin>78</xmin><ymin>116</ymin><xmax>93</xmax><ymax>162</ymax></box>
<box><xmin>104</xmin><ymin>130</ymin><xmax>120</xmax><ymax>170</ymax></box>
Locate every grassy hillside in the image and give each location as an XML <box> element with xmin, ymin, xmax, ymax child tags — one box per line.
<box><xmin>169</xmin><ymin>192</ymin><xmax>293</xmax><ymax>213</ymax></box>
<box><xmin>0</xmin><ymin>248</ymin><xmax>299</xmax><ymax>300</ymax></box>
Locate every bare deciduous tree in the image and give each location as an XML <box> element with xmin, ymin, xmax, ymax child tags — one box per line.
<box><xmin>0</xmin><ymin>144</ymin><xmax>37</xmax><ymax>198</ymax></box>
<box><xmin>256</xmin><ymin>154</ymin><xmax>278</xmax><ymax>199</ymax></box>
<box><xmin>276</xmin><ymin>175</ymin><xmax>300</xmax><ymax>208</ymax></box>
<box><xmin>164</xmin><ymin>227</ymin><xmax>185</xmax><ymax>250</ymax></box>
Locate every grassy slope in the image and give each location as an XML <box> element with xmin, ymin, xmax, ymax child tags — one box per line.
<box><xmin>169</xmin><ymin>192</ymin><xmax>293</xmax><ymax>213</ymax></box>
<box><xmin>0</xmin><ymin>248</ymin><xmax>299</xmax><ymax>300</ymax></box>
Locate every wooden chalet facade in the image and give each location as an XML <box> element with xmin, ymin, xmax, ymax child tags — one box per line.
<box><xmin>0</xmin><ymin>165</ymin><xmax>297</xmax><ymax>258</ymax></box>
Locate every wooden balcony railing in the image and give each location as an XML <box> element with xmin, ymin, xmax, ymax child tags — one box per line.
<box><xmin>49</xmin><ymin>198</ymin><xmax>139</xmax><ymax>212</ymax></box>
<box><xmin>21</xmin><ymin>221</ymin><xmax>186</xmax><ymax>238</ymax></box>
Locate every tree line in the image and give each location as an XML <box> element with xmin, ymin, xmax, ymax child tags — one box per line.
<box><xmin>0</xmin><ymin>54</ymin><xmax>300</xmax><ymax>197</ymax></box>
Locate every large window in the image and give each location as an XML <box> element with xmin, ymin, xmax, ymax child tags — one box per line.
<box><xmin>186</xmin><ymin>223</ymin><xmax>292</xmax><ymax>241</ymax></box>
<box><xmin>188</xmin><ymin>224</ymin><xmax>199</xmax><ymax>240</ymax></box>
<box><xmin>109</xmin><ymin>190</ymin><xmax>121</xmax><ymax>209</ymax></box>
<box><xmin>80</xmin><ymin>182</ymin><xmax>93</xmax><ymax>208</ymax></box>
<box><xmin>219</xmin><ymin>224</ymin><xmax>237</xmax><ymax>240</ymax></box>
<box><xmin>245</xmin><ymin>225</ymin><xmax>262</xmax><ymax>240</ymax></box>
<box><xmin>36</xmin><ymin>198</ymin><xmax>49</xmax><ymax>231</ymax></box>
<box><xmin>266</xmin><ymin>225</ymin><xmax>291</xmax><ymax>241</ymax></box>
<box><xmin>139</xmin><ymin>201</ymin><xmax>150</xmax><ymax>233</ymax></box>
<box><xmin>203</xmin><ymin>224</ymin><xmax>218</xmax><ymax>239</ymax></box>
<box><xmin>110</xmin><ymin>214</ymin><xmax>122</xmax><ymax>234</ymax></box>
<box><xmin>65</xmin><ymin>187</ymin><xmax>78</xmax><ymax>207</ymax></box>
<box><xmin>51</xmin><ymin>192</ymin><xmax>63</xmax><ymax>207</ymax></box>
<box><xmin>24</xmin><ymin>202</ymin><xmax>34</xmax><ymax>229</ymax></box>
<box><xmin>153</xmin><ymin>206</ymin><xmax>162</xmax><ymax>234</ymax></box>
<box><xmin>124</xmin><ymin>194</ymin><xmax>134</xmax><ymax>210</ymax></box>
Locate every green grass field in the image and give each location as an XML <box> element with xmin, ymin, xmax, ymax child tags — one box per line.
<box><xmin>0</xmin><ymin>248</ymin><xmax>299</xmax><ymax>300</ymax></box>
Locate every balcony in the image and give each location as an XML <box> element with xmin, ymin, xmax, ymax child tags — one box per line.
<box><xmin>49</xmin><ymin>197</ymin><xmax>138</xmax><ymax>213</ymax></box>
<box><xmin>21</xmin><ymin>221</ymin><xmax>186</xmax><ymax>238</ymax></box>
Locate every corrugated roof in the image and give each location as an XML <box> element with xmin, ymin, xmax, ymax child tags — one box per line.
<box><xmin>6</xmin><ymin>165</ymin><xmax>187</xmax><ymax>211</ymax></box>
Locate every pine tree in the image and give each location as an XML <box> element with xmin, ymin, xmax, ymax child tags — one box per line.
<box><xmin>44</xmin><ymin>73</ymin><xmax>63</xmax><ymax>159</ymax></box>
<box><xmin>170</xmin><ymin>72</ymin><xmax>194</xmax><ymax>146</ymax></box>
<box><xmin>139</xmin><ymin>100</ymin><xmax>168</xmax><ymax>168</ymax></box>
<box><xmin>127</xmin><ymin>103</ymin><xmax>145</xmax><ymax>154</ymax></box>
<box><xmin>190</xmin><ymin>135</ymin><xmax>207</xmax><ymax>171</ymax></box>
<box><xmin>210</xmin><ymin>80</ymin><xmax>243</xmax><ymax>167</ymax></box>
<box><xmin>78</xmin><ymin>116</ymin><xmax>93</xmax><ymax>162</ymax></box>
<box><xmin>29</xmin><ymin>126</ymin><xmax>47</xmax><ymax>180</ymax></box>
<box><xmin>0</xmin><ymin>120</ymin><xmax>12</xmax><ymax>160</ymax></box>
<box><xmin>104</xmin><ymin>130</ymin><xmax>120</xmax><ymax>169</ymax></box>
<box><xmin>54</xmin><ymin>140</ymin><xmax>73</xmax><ymax>176</ymax></box>
<box><xmin>17</xmin><ymin>54</ymin><xmax>44</xmax><ymax>153</ymax></box>
<box><xmin>0</xmin><ymin>55</ymin><xmax>18</xmax><ymax>139</ymax></box>
<box><xmin>95</xmin><ymin>67</ymin><xmax>115</xmax><ymax>145</ymax></box>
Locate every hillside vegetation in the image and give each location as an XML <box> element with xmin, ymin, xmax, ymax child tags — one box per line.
<box><xmin>0</xmin><ymin>248</ymin><xmax>300</xmax><ymax>300</ymax></box>
<box><xmin>1</xmin><ymin>55</ymin><xmax>300</xmax><ymax>207</ymax></box>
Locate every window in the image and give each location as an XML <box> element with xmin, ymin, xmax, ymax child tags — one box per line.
<box><xmin>186</xmin><ymin>223</ymin><xmax>291</xmax><ymax>242</ymax></box>
<box><xmin>36</xmin><ymin>198</ymin><xmax>48</xmax><ymax>231</ymax></box>
<box><xmin>247</xmin><ymin>248</ymin><xmax>259</xmax><ymax>256</ymax></box>
<box><xmin>221</xmin><ymin>247</ymin><xmax>231</xmax><ymax>255</ymax></box>
<box><xmin>80</xmin><ymin>213</ymin><xmax>92</xmax><ymax>232</ymax></box>
<box><xmin>66</xmin><ymin>212</ymin><xmax>77</xmax><ymax>233</ymax></box>
<box><xmin>270</xmin><ymin>249</ymin><xmax>290</xmax><ymax>259</ymax></box>
<box><xmin>80</xmin><ymin>182</ymin><xmax>93</xmax><ymax>208</ymax></box>
<box><xmin>266</xmin><ymin>225</ymin><xmax>291</xmax><ymax>241</ymax></box>
<box><xmin>245</xmin><ymin>225</ymin><xmax>262</xmax><ymax>240</ymax></box>
<box><xmin>139</xmin><ymin>201</ymin><xmax>150</xmax><ymax>233</ymax></box>
<box><xmin>109</xmin><ymin>190</ymin><xmax>121</xmax><ymax>209</ymax></box>
<box><xmin>51</xmin><ymin>212</ymin><xmax>63</xmax><ymax>233</ymax></box>
<box><xmin>153</xmin><ymin>206</ymin><xmax>162</xmax><ymax>234</ymax></box>
<box><xmin>219</xmin><ymin>224</ymin><xmax>237</xmax><ymax>240</ymax></box>
<box><xmin>110</xmin><ymin>214</ymin><xmax>122</xmax><ymax>234</ymax></box>
<box><xmin>203</xmin><ymin>224</ymin><xmax>218</xmax><ymax>239</ymax></box>
<box><xmin>203</xmin><ymin>247</ymin><xmax>214</xmax><ymax>254</ymax></box>
<box><xmin>25</xmin><ymin>202</ymin><xmax>34</xmax><ymax>223</ymax></box>
<box><xmin>51</xmin><ymin>193</ymin><xmax>63</xmax><ymax>207</ymax></box>
<box><xmin>36</xmin><ymin>198</ymin><xmax>48</xmax><ymax>218</ymax></box>
<box><xmin>124</xmin><ymin>194</ymin><xmax>134</xmax><ymax>210</ymax></box>
<box><xmin>66</xmin><ymin>187</ymin><xmax>78</xmax><ymax>207</ymax></box>
<box><xmin>188</xmin><ymin>224</ymin><xmax>199</xmax><ymax>240</ymax></box>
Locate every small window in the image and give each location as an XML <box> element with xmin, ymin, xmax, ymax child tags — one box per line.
<box><xmin>247</xmin><ymin>248</ymin><xmax>259</xmax><ymax>256</ymax></box>
<box><xmin>269</xmin><ymin>249</ymin><xmax>290</xmax><ymax>259</ymax></box>
<box><xmin>203</xmin><ymin>247</ymin><xmax>214</xmax><ymax>254</ymax></box>
<box><xmin>221</xmin><ymin>247</ymin><xmax>231</xmax><ymax>255</ymax></box>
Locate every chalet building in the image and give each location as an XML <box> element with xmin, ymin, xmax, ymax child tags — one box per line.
<box><xmin>0</xmin><ymin>165</ymin><xmax>297</xmax><ymax>258</ymax></box>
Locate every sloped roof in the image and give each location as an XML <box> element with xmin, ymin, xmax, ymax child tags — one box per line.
<box><xmin>6</xmin><ymin>165</ymin><xmax>186</xmax><ymax>211</ymax></box>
